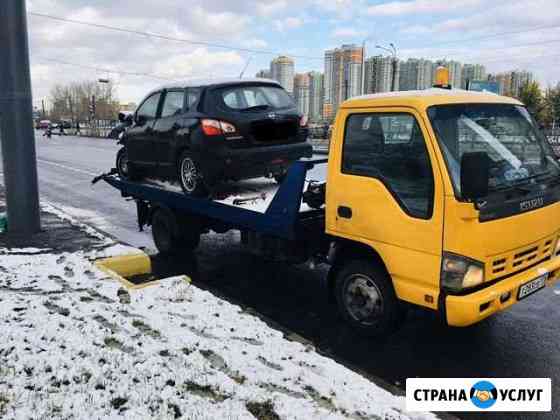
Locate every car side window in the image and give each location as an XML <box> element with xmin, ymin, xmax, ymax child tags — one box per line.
<box><xmin>342</xmin><ymin>113</ymin><xmax>434</xmax><ymax>219</ymax></box>
<box><xmin>137</xmin><ymin>93</ymin><xmax>161</xmax><ymax>120</ymax></box>
<box><xmin>186</xmin><ymin>88</ymin><xmax>201</xmax><ymax>110</ymax></box>
<box><xmin>161</xmin><ymin>90</ymin><xmax>185</xmax><ymax>118</ymax></box>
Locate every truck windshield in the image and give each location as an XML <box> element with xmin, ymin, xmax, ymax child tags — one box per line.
<box><xmin>427</xmin><ymin>103</ymin><xmax>560</xmax><ymax>197</ymax></box>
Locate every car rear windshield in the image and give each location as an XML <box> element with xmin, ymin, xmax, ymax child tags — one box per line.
<box><xmin>217</xmin><ymin>84</ymin><xmax>294</xmax><ymax>111</ymax></box>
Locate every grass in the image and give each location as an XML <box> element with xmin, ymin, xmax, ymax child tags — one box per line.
<box><xmin>245</xmin><ymin>401</ymin><xmax>280</xmax><ymax>420</ymax></box>
<box><xmin>0</xmin><ymin>392</ymin><xmax>10</xmax><ymax>417</ymax></box>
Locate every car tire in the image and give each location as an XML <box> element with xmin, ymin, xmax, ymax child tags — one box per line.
<box><xmin>334</xmin><ymin>259</ymin><xmax>403</xmax><ymax>337</ymax></box>
<box><xmin>151</xmin><ymin>207</ymin><xmax>201</xmax><ymax>255</ymax></box>
<box><xmin>177</xmin><ymin>150</ymin><xmax>208</xmax><ymax>197</ymax></box>
<box><xmin>116</xmin><ymin>147</ymin><xmax>141</xmax><ymax>181</ymax></box>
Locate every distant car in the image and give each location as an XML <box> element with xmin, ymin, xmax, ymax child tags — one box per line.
<box><xmin>116</xmin><ymin>78</ymin><xmax>312</xmax><ymax>196</ymax></box>
<box><xmin>36</xmin><ymin>120</ymin><xmax>51</xmax><ymax>129</ymax></box>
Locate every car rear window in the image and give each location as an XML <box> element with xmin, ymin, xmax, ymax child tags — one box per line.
<box><xmin>217</xmin><ymin>85</ymin><xmax>294</xmax><ymax>111</ymax></box>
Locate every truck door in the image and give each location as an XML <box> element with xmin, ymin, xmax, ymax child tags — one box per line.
<box><xmin>327</xmin><ymin>108</ymin><xmax>444</xmax><ymax>308</ymax></box>
<box><xmin>126</xmin><ymin>92</ymin><xmax>161</xmax><ymax>167</ymax></box>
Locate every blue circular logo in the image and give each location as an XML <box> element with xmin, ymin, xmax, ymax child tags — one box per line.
<box><xmin>470</xmin><ymin>381</ymin><xmax>498</xmax><ymax>409</ymax></box>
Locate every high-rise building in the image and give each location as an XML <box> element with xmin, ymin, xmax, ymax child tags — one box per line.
<box><xmin>270</xmin><ymin>56</ymin><xmax>295</xmax><ymax>94</ymax></box>
<box><xmin>308</xmin><ymin>71</ymin><xmax>324</xmax><ymax>122</ymax></box>
<box><xmin>461</xmin><ymin>64</ymin><xmax>486</xmax><ymax>89</ymax></box>
<box><xmin>399</xmin><ymin>58</ymin><xmax>433</xmax><ymax>91</ymax></box>
<box><xmin>440</xmin><ymin>60</ymin><xmax>462</xmax><ymax>88</ymax></box>
<box><xmin>255</xmin><ymin>69</ymin><xmax>271</xmax><ymax>79</ymax></box>
<box><xmin>323</xmin><ymin>50</ymin><xmax>334</xmax><ymax>107</ymax></box>
<box><xmin>323</xmin><ymin>44</ymin><xmax>363</xmax><ymax>119</ymax></box>
<box><xmin>489</xmin><ymin>70</ymin><xmax>533</xmax><ymax>97</ymax></box>
<box><xmin>364</xmin><ymin>55</ymin><xmax>399</xmax><ymax>93</ymax></box>
<box><xmin>293</xmin><ymin>73</ymin><xmax>310</xmax><ymax>117</ymax></box>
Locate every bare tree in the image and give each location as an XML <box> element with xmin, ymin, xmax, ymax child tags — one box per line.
<box><xmin>49</xmin><ymin>80</ymin><xmax>120</xmax><ymax>122</ymax></box>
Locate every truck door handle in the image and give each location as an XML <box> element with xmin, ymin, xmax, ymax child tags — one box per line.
<box><xmin>338</xmin><ymin>206</ymin><xmax>352</xmax><ymax>219</ymax></box>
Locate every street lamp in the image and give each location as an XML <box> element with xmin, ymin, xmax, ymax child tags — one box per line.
<box><xmin>361</xmin><ymin>35</ymin><xmax>376</xmax><ymax>95</ymax></box>
<box><xmin>375</xmin><ymin>43</ymin><xmax>398</xmax><ymax>92</ymax></box>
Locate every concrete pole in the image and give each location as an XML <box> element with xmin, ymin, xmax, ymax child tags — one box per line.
<box><xmin>0</xmin><ymin>0</ymin><xmax>41</xmax><ymax>235</ymax></box>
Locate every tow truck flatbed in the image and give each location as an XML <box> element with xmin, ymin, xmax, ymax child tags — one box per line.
<box><xmin>99</xmin><ymin>158</ymin><xmax>327</xmax><ymax>246</ymax></box>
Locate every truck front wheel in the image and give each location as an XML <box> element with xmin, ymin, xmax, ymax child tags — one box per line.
<box><xmin>334</xmin><ymin>259</ymin><xmax>403</xmax><ymax>336</ymax></box>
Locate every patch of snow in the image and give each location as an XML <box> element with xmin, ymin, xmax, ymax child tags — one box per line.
<box><xmin>0</xmin><ymin>250</ymin><xmax>437</xmax><ymax>420</ymax></box>
<box><xmin>88</xmin><ymin>244</ymin><xmax>145</xmax><ymax>259</ymax></box>
<box><xmin>0</xmin><ymin>247</ymin><xmax>52</xmax><ymax>255</ymax></box>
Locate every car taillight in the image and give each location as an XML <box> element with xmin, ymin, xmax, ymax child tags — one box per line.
<box><xmin>201</xmin><ymin>119</ymin><xmax>238</xmax><ymax>137</ymax></box>
<box><xmin>300</xmin><ymin>115</ymin><xmax>308</xmax><ymax>127</ymax></box>
<box><xmin>201</xmin><ymin>119</ymin><xmax>222</xmax><ymax>136</ymax></box>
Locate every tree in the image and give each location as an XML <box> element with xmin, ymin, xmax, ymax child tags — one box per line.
<box><xmin>518</xmin><ymin>81</ymin><xmax>545</xmax><ymax>124</ymax></box>
<box><xmin>544</xmin><ymin>83</ymin><xmax>560</xmax><ymax>130</ymax></box>
<box><xmin>49</xmin><ymin>80</ymin><xmax>120</xmax><ymax>122</ymax></box>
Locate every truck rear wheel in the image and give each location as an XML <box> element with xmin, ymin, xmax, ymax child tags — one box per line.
<box><xmin>334</xmin><ymin>259</ymin><xmax>403</xmax><ymax>336</ymax></box>
<box><xmin>151</xmin><ymin>207</ymin><xmax>200</xmax><ymax>255</ymax></box>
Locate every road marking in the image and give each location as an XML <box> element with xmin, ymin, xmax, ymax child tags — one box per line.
<box><xmin>37</xmin><ymin>159</ymin><xmax>99</xmax><ymax>177</ymax></box>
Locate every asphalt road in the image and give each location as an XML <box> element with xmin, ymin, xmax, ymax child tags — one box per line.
<box><xmin>1</xmin><ymin>133</ymin><xmax>559</xmax><ymax>420</ymax></box>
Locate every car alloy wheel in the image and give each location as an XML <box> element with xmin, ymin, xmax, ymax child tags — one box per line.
<box><xmin>343</xmin><ymin>273</ymin><xmax>384</xmax><ymax>326</ymax></box>
<box><xmin>181</xmin><ymin>157</ymin><xmax>200</xmax><ymax>193</ymax></box>
<box><xmin>118</xmin><ymin>151</ymin><xmax>129</xmax><ymax>177</ymax></box>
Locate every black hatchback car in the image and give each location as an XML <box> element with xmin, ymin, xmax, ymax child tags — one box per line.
<box><xmin>116</xmin><ymin>78</ymin><xmax>312</xmax><ymax>195</ymax></box>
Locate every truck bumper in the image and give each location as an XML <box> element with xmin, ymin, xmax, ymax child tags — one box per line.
<box><xmin>446</xmin><ymin>257</ymin><xmax>560</xmax><ymax>327</ymax></box>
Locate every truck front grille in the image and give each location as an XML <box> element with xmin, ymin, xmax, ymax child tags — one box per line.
<box><xmin>488</xmin><ymin>236</ymin><xmax>554</xmax><ymax>280</ymax></box>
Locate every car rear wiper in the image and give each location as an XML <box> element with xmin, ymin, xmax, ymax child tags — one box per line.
<box><xmin>240</xmin><ymin>105</ymin><xmax>270</xmax><ymax>112</ymax></box>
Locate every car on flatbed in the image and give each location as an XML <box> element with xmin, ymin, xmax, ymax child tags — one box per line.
<box><xmin>116</xmin><ymin>78</ymin><xmax>312</xmax><ymax>196</ymax></box>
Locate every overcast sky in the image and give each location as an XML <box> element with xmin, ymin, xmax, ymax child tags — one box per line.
<box><xmin>27</xmin><ymin>0</ymin><xmax>560</xmax><ymax>107</ymax></box>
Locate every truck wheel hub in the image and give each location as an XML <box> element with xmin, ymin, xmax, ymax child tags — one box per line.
<box><xmin>344</xmin><ymin>274</ymin><xmax>384</xmax><ymax>324</ymax></box>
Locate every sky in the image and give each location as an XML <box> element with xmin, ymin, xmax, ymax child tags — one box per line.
<box><xmin>26</xmin><ymin>0</ymin><xmax>560</xmax><ymax>107</ymax></box>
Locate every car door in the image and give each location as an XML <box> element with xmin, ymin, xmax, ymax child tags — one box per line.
<box><xmin>126</xmin><ymin>91</ymin><xmax>162</xmax><ymax>167</ymax></box>
<box><xmin>152</xmin><ymin>89</ymin><xmax>186</xmax><ymax>176</ymax></box>
<box><xmin>326</xmin><ymin>107</ymin><xmax>444</xmax><ymax>308</ymax></box>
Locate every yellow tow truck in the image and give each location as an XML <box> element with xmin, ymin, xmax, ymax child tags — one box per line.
<box><xmin>100</xmin><ymin>69</ymin><xmax>560</xmax><ymax>335</ymax></box>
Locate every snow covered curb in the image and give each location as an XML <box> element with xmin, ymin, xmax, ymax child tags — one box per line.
<box><xmin>0</xmin><ymin>244</ymin><xmax>436</xmax><ymax>420</ymax></box>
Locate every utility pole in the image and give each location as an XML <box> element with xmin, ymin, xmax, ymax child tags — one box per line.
<box><xmin>0</xmin><ymin>0</ymin><xmax>41</xmax><ymax>235</ymax></box>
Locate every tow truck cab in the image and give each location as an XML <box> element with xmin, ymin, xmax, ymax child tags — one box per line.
<box><xmin>326</xmin><ymin>88</ymin><xmax>560</xmax><ymax>331</ymax></box>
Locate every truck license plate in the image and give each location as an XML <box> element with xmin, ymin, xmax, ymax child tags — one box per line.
<box><xmin>517</xmin><ymin>274</ymin><xmax>547</xmax><ymax>300</ymax></box>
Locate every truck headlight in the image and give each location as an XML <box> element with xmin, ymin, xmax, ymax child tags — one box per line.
<box><xmin>441</xmin><ymin>252</ymin><xmax>484</xmax><ymax>292</ymax></box>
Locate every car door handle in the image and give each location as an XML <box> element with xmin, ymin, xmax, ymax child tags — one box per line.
<box><xmin>338</xmin><ymin>206</ymin><xmax>352</xmax><ymax>219</ymax></box>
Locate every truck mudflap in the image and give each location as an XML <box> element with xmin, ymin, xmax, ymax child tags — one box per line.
<box><xmin>445</xmin><ymin>257</ymin><xmax>560</xmax><ymax>327</ymax></box>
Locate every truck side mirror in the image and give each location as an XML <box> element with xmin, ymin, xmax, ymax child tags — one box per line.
<box><xmin>461</xmin><ymin>152</ymin><xmax>489</xmax><ymax>201</ymax></box>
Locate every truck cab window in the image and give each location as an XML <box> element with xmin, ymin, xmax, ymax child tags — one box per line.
<box><xmin>342</xmin><ymin>113</ymin><xmax>434</xmax><ymax>219</ymax></box>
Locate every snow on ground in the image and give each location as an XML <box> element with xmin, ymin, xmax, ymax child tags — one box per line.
<box><xmin>0</xmin><ymin>249</ymin><xmax>436</xmax><ymax>420</ymax></box>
